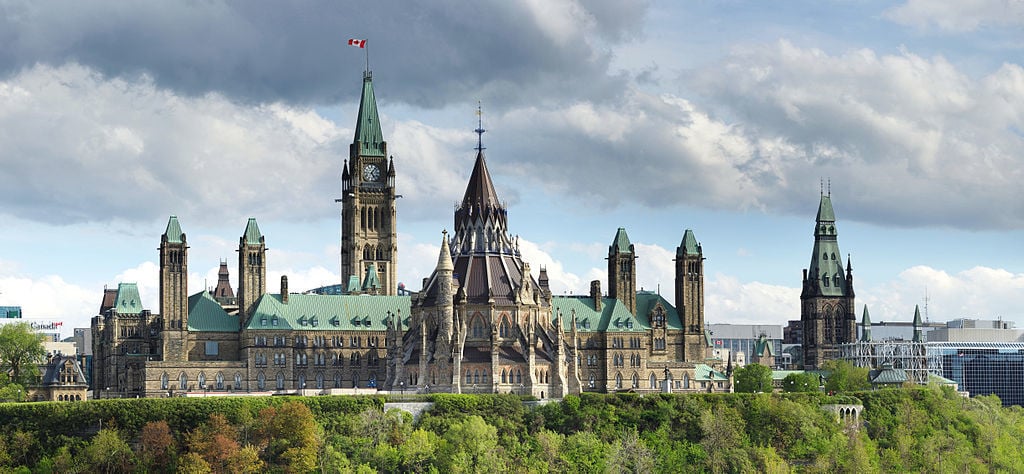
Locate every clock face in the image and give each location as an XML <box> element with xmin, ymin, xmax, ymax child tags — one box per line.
<box><xmin>362</xmin><ymin>164</ymin><xmax>380</xmax><ymax>182</ymax></box>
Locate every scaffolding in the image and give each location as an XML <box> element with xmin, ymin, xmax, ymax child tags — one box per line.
<box><xmin>841</xmin><ymin>340</ymin><xmax>1024</xmax><ymax>406</ymax></box>
<box><xmin>839</xmin><ymin>340</ymin><xmax>929</xmax><ymax>384</ymax></box>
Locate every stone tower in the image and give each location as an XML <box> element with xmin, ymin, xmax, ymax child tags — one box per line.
<box><xmin>340</xmin><ymin>70</ymin><xmax>398</xmax><ymax>295</ymax></box>
<box><xmin>608</xmin><ymin>228</ymin><xmax>637</xmax><ymax>315</ymax></box>
<box><xmin>800</xmin><ymin>192</ymin><xmax>856</xmax><ymax>369</ymax></box>
<box><xmin>159</xmin><ymin>215</ymin><xmax>188</xmax><ymax>361</ymax></box>
<box><xmin>675</xmin><ymin>229</ymin><xmax>705</xmax><ymax>362</ymax></box>
<box><xmin>237</xmin><ymin>217</ymin><xmax>266</xmax><ymax>326</ymax></box>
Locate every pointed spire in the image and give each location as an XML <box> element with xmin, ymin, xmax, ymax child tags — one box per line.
<box><xmin>362</xmin><ymin>262</ymin><xmax>381</xmax><ymax>290</ymax></box>
<box><xmin>677</xmin><ymin>229</ymin><xmax>700</xmax><ymax>257</ymax></box>
<box><xmin>861</xmin><ymin>305</ymin><xmax>872</xmax><ymax>342</ymax></box>
<box><xmin>342</xmin><ymin>159</ymin><xmax>350</xmax><ymax>179</ymax></box>
<box><xmin>816</xmin><ymin>193</ymin><xmax>836</xmax><ymax>223</ymax></box>
<box><xmin>912</xmin><ymin>304</ymin><xmax>923</xmax><ymax>342</ymax></box>
<box><xmin>353</xmin><ymin>72</ymin><xmax>385</xmax><ymax>157</ymax></box>
<box><xmin>436</xmin><ymin>230</ymin><xmax>454</xmax><ymax>272</ymax></box>
<box><xmin>243</xmin><ymin>218</ymin><xmax>263</xmax><ymax>245</ymax></box>
<box><xmin>461</xmin><ymin>146</ymin><xmax>501</xmax><ymax>211</ymax></box>
<box><xmin>163</xmin><ymin>215</ymin><xmax>184</xmax><ymax>243</ymax></box>
<box><xmin>611</xmin><ymin>227</ymin><xmax>633</xmax><ymax>254</ymax></box>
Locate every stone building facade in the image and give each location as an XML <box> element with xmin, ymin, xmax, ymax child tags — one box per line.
<box><xmin>91</xmin><ymin>71</ymin><xmax>730</xmax><ymax>398</ymax></box>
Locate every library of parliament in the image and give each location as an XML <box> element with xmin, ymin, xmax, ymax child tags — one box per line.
<box><xmin>92</xmin><ymin>71</ymin><xmax>854</xmax><ymax>398</ymax></box>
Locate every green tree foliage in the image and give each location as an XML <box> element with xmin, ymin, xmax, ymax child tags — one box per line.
<box><xmin>84</xmin><ymin>429</ymin><xmax>135</xmax><ymax>474</ymax></box>
<box><xmin>0</xmin><ymin>389</ymin><xmax>1023</xmax><ymax>471</ymax></box>
<box><xmin>733</xmin><ymin>363</ymin><xmax>773</xmax><ymax>393</ymax></box>
<box><xmin>440</xmin><ymin>415</ymin><xmax>503</xmax><ymax>473</ymax></box>
<box><xmin>0</xmin><ymin>323</ymin><xmax>46</xmax><ymax>386</ymax></box>
<box><xmin>781</xmin><ymin>372</ymin><xmax>820</xmax><ymax>393</ymax></box>
<box><xmin>253</xmin><ymin>401</ymin><xmax>319</xmax><ymax>473</ymax></box>
<box><xmin>823</xmin><ymin>359</ymin><xmax>871</xmax><ymax>393</ymax></box>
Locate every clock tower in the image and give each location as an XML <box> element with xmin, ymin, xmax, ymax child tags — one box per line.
<box><xmin>340</xmin><ymin>70</ymin><xmax>398</xmax><ymax>295</ymax></box>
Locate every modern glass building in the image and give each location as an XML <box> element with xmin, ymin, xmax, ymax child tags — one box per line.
<box><xmin>926</xmin><ymin>342</ymin><xmax>1024</xmax><ymax>407</ymax></box>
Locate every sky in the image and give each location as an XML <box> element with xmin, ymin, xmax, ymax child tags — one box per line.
<box><xmin>0</xmin><ymin>0</ymin><xmax>1021</xmax><ymax>338</ymax></box>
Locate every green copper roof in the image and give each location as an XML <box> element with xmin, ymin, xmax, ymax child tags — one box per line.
<box><xmin>552</xmin><ymin>296</ymin><xmax>639</xmax><ymax>332</ymax></box>
<box><xmin>243</xmin><ymin>218</ymin><xmax>262</xmax><ymax>245</ymax></box>
<box><xmin>362</xmin><ymin>262</ymin><xmax>381</xmax><ymax>290</ymax></box>
<box><xmin>164</xmin><ymin>216</ymin><xmax>184</xmax><ymax>243</ymax></box>
<box><xmin>246</xmin><ymin>293</ymin><xmax>410</xmax><ymax>331</ymax></box>
<box><xmin>694</xmin><ymin>364</ymin><xmax>728</xmax><ymax>381</ymax></box>
<box><xmin>552</xmin><ymin>291</ymin><xmax>683</xmax><ymax>332</ymax></box>
<box><xmin>872</xmin><ymin>364</ymin><xmax>908</xmax><ymax>385</ymax></box>
<box><xmin>353</xmin><ymin>72</ymin><xmax>386</xmax><ymax>157</ymax></box>
<box><xmin>816</xmin><ymin>194</ymin><xmax>836</xmax><ymax>222</ymax></box>
<box><xmin>114</xmin><ymin>283</ymin><xmax>144</xmax><ymax>315</ymax></box>
<box><xmin>806</xmin><ymin>193</ymin><xmax>848</xmax><ymax>297</ymax></box>
<box><xmin>861</xmin><ymin>306</ymin><xmax>872</xmax><ymax>342</ymax></box>
<box><xmin>677</xmin><ymin>229</ymin><xmax>700</xmax><ymax>257</ymax></box>
<box><xmin>754</xmin><ymin>335</ymin><xmax>776</xmax><ymax>356</ymax></box>
<box><xmin>610</xmin><ymin>228</ymin><xmax>633</xmax><ymax>254</ymax></box>
<box><xmin>187</xmin><ymin>291</ymin><xmax>239</xmax><ymax>332</ymax></box>
<box><xmin>913</xmin><ymin>304</ymin><xmax>922</xmax><ymax>325</ymax></box>
<box><xmin>346</xmin><ymin>275</ymin><xmax>361</xmax><ymax>293</ymax></box>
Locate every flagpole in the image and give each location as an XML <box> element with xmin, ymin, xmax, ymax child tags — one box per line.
<box><xmin>365</xmin><ymin>41</ymin><xmax>370</xmax><ymax>74</ymax></box>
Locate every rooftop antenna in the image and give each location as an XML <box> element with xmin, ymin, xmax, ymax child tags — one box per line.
<box><xmin>923</xmin><ymin>287</ymin><xmax>930</xmax><ymax>323</ymax></box>
<box><xmin>475</xmin><ymin>101</ymin><xmax>486</xmax><ymax>153</ymax></box>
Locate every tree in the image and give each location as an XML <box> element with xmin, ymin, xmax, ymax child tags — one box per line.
<box><xmin>823</xmin><ymin>360</ymin><xmax>871</xmax><ymax>393</ymax></box>
<box><xmin>440</xmin><ymin>415</ymin><xmax>503</xmax><ymax>473</ymax></box>
<box><xmin>734</xmin><ymin>364</ymin><xmax>773</xmax><ymax>393</ymax></box>
<box><xmin>782</xmin><ymin>372</ymin><xmax>820</xmax><ymax>393</ymax></box>
<box><xmin>139</xmin><ymin>420</ymin><xmax>176</xmax><ymax>470</ymax></box>
<box><xmin>85</xmin><ymin>429</ymin><xmax>135</xmax><ymax>474</ymax></box>
<box><xmin>0</xmin><ymin>323</ymin><xmax>46</xmax><ymax>386</ymax></box>
<box><xmin>253</xmin><ymin>401</ymin><xmax>319</xmax><ymax>473</ymax></box>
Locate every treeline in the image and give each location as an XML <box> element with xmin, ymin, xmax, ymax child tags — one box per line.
<box><xmin>0</xmin><ymin>386</ymin><xmax>1022</xmax><ymax>472</ymax></box>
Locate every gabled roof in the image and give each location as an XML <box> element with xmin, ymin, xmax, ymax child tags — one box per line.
<box><xmin>242</xmin><ymin>218</ymin><xmax>263</xmax><ymax>245</ymax></box>
<box><xmin>871</xmin><ymin>364</ymin><xmax>908</xmax><ymax>385</ymax></box>
<box><xmin>694</xmin><ymin>364</ymin><xmax>728</xmax><ymax>381</ymax></box>
<box><xmin>37</xmin><ymin>355</ymin><xmax>88</xmax><ymax>387</ymax></box>
<box><xmin>552</xmin><ymin>291</ymin><xmax>683</xmax><ymax>332</ymax></box>
<box><xmin>114</xmin><ymin>283</ymin><xmax>144</xmax><ymax>315</ymax></box>
<box><xmin>678</xmin><ymin>229</ymin><xmax>700</xmax><ymax>257</ymax></box>
<box><xmin>163</xmin><ymin>215</ymin><xmax>184</xmax><ymax>243</ymax></box>
<box><xmin>246</xmin><ymin>293</ymin><xmax>410</xmax><ymax>331</ymax></box>
<box><xmin>552</xmin><ymin>296</ymin><xmax>637</xmax><ymax>332</ymax></box>
<box><xmin>353</xmin><ymin>72</ymin><xmax>386</xmax><ymax>157</ymax></box>
<box><xmin>754</xmin><ymin>336</ymin><xmax>776</xmax><ymax>356</ymax></box>
<box><xmin>610</xmin><ymin>227</ymin><xmax>633</xmax><ymax>254</ymax></box>
<box><xmin>187</xmin><ymin>291</ymin><xmax>239</xmax><ymax>332</ymax></box>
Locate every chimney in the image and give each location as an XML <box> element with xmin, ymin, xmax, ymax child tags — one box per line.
<box><xmin>281</xmin><ymin>275</ymin><xmax>289</xmax><ymax>304</ymax></box>
<box><xmin>590</xmin><ymin>280</ymin><xmax>602</xmax><ymax>311</ymax></box>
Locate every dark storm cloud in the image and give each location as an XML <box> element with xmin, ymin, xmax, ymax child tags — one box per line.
<box><xmin>0</xmin><ymin>1</ymin><xmax>648</xmax><ymax>108</ymax></box>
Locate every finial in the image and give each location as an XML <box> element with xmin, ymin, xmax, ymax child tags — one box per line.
<box><xmin>475</xmin><ymin>101</ymin><xmax>486</xmax><ymax>153</ymax></box>
<box><xmin>827</xmin><ymin>177</ymin><xmax>831</xmax><ymax>197</ymax></box>
<box><xmin>820</xmin><ymin>178</ymin><xmax>823</xmax><ymax>196</ymax></box>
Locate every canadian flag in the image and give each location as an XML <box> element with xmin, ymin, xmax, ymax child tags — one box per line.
<box><xmin>348</xmin><ymin>38</ymin><xmax>367</xmax><ymax>48</ymax></box>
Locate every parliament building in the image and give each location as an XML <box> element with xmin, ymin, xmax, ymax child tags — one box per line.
<box><xmin>91</xmin><ymin>71</ymin><xmax>733</xmax><ymax>398</ymax></box>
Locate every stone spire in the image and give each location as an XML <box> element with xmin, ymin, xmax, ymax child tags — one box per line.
<box><xmin>608</xmin><ymin>227</ymin><xmax>637</xmax><ymax>315</ymax></box>
<box><xmin>913</xmin><ymin>305</ymin><xmax>923</xmax><ymax>342</ymax></box>
<box><xmin>860</xmin><ymin>305</ymin><xmax>872</xmax><ymax>342</ymax></box>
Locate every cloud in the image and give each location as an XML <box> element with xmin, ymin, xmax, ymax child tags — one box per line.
<box><xmin>861</xmin><ymin>265</ymin><xmax>1024</xmax><ymax>323</ymax></box>
<box><xmin>706</xmin><ymin>274</ymin><xmax>801</xmax><ymax>326</ymax></box>
<box><xmin>884</xmin><ymin>0</ymin><xmax>1024</xmax><ymax>33</ymax></box>
<box><xmin>0</xmin><ymin>1</ymin><xmax>646</xmax><ymax>108</ymax></box>
<box><xmin>0</xmin><ymin>274</ymin><xmax>96</xmax><ymax>332</ymax></box>
<box><xmin>689</xmin><ymin>40</ymin><xmax>1024</xmax><ymax>229</ymax></box>
<box><xmin>0</xmin><ymin>63</ymin><xmax>487</xmax><ymax>227</ymax></box>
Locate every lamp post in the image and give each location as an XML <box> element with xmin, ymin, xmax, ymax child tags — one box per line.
<box><xmin>400</xmin><ymin>381</ymin><xmax>405</xmax><ymax>396</ymax></box>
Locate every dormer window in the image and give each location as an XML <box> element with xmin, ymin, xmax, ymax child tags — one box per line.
<box><xmin>822</xmin><ymin>274</ymin><xmax>829</xmax><ymax>287</ymax></box>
